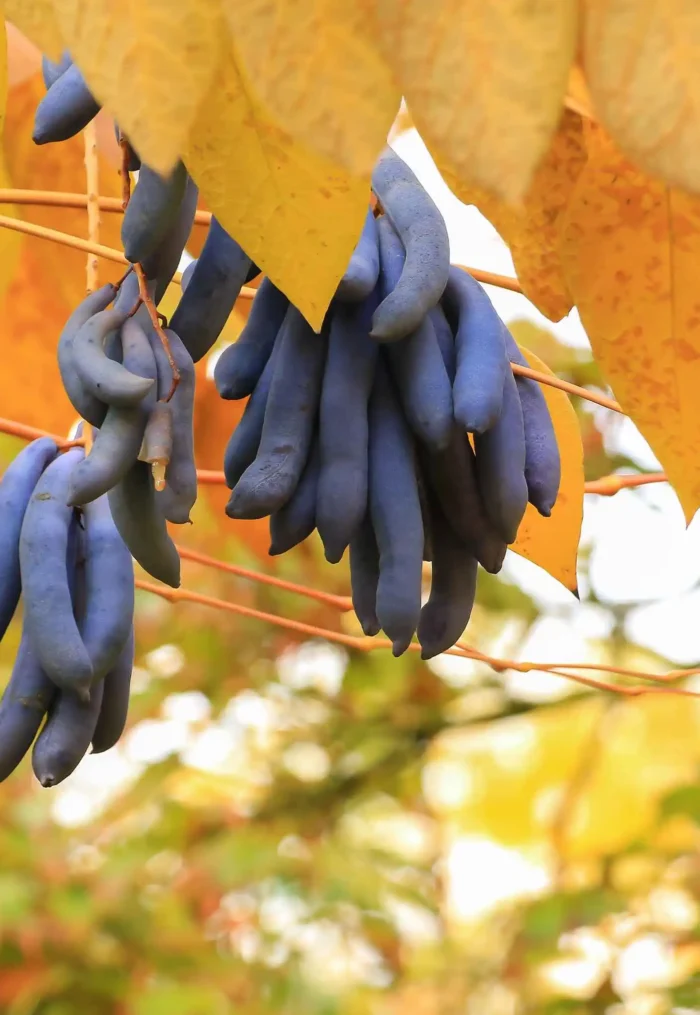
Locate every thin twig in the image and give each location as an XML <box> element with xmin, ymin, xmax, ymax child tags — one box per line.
<box><xmin>194</xmin><ymin>466</ymin><xmax>669</xmax><ymax>496</ymax></box>
<box><xmin>134</xmin><ymin>263</ymin><xmax>180</xmax><ymax>401</ymax></box>
<box><xmin>511</xmin><ymin>363</ymin><xmax>621</xmax><ymax>414</ymax></box>
<box><xmin>0</xmin><ymin>415</ymin><xmax>672</xmax><ymax>504</ymax></box>
<box><xmin>585</xmin><ymin>472</ymin><xmax>667</xmax><ymax>495</ymax></box>
<box><xmin>134</xmin><ymin>581</ymin><xmax>700</xmax><ymax>698</ymax></box>
<box><xmin>0</xmin><ymin>188</ymin><xmax>523</xmax><ymax>297</ymax></box>
<box><xmin>177</xmin><ymin>544</ymin><xmax>353</xmax><ymax>612</ymax></box>
<box><xmin>83</xmin><ymin>121</ymin><xmax>100</xmax><ymax>293</ymax></box>
<box><xmin>0</xmin><ymin>188</ymin><xmax>211</xmax><ymax>224</ymax></box>
<box><xmin>456</xmin><ymin>263</ymin><xmax>523</xmax><ymax>295</ymax></box>
<box><xmin>118</xmin><ymin>132</ymin><xmax>131</xmax><ymax>209</ymax></box>
<box><xmin>455</xmin><ymin>641</ymin><xmax>700</xmax><ymax>691</ymax></box>
<box><xmin>0</xmin><ymin>215</ymin><xmax>256</xmax><ymax>297</ymax></box>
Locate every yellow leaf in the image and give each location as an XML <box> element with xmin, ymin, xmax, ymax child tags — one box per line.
<box><xmin>374</xmin><ymin>0</ymin><xmax>579</xmax><ymax>203</ymax></box>
<box><xmin>583</xmin><ymin>0</ymin><xmax>700</xmax><ymax>196</ymax></box>
<box><xmin>223</xmin><ymin>0</ymin><xmax>400</xmax><ymax>178</ymax></box>
<box><xmin>437</xmin><ymin>691</ymin><xmax>700</xmax><ymax>861</ymax></box>
<box><xmin>183</xmin><ymin>38</ymin><xmax>370</xmax><ymax>331</ymax></box>
<box><xmin>434</xmin><ymin>698</ymin><xmax>605</xmax><ymax>847</ymax></box>
<box><xmin>559</xmin><ymin>124</ymin><xmax>700</xmax><ymax>524</ymax></box>
<box><xmin>4</xmin><ymin>3</ymin><xmax>64</xmax><ymax>61</ymax></box>
<box><xmin>511</xmin><ymin>346</ymin><xmax>584</xmax><ymax>593</ymax></box>
<box><xmin>50</xmin><ymin>0</ymin><xmax>226</xmax><ymax>177</ymax></box>
<box><xmin>441</xmin><ymin>109</ymin><xmax>587</xmax><ymax>322</ymax></box>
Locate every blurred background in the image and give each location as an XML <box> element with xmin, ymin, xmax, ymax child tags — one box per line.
<box><xmin>1</xmin><ymin>24</ymin><xmax>700</xmax><ymax>1015</ymax></box>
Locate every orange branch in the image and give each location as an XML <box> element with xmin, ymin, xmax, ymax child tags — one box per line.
<box><xmin>0</xmin><ymin>210</ymin><xmax>621</xmax><ymax>411</ymax></box>
<box><xmin>584</xmin><ymin>472</ymin><xmax>667</xmax><ymax>495</ymax></box>
<box><xmin>0</xmin><ymin>213</ymin><xmax>128</xmax><ymax>266</ymax></box>
<box><xmin>0</xmin><ymin>416</ymin><xmax>72</xmax><ymax>447</ymax></box>
<box><xmin>195</xmin><ymin>469</ymin><xmax>228</xmax><ymax>485</ymax></box>
<box><xmin>511</xmin><ymin>363</ymin><xmax>621</xmax><ymax>414</ymax></box>
<box><xmin>118</xmin><ymin>131</ymin><xmax>131</xmax><ymax>209</ymax></box>
<box><xmin>455</xmin><ymin>642</ymin><xmax>700</xmax><ymax>691</ymax></box>
<box><xmin>177</xmin><ymin>545</ymin><xmax>353</xmax><ymax>612</ymax></box>
<box><xmin>0</xmin><ymin>215</ymin><xmax>256</xmax><ymax>298</ymax></box>
<box><xmin>135</xmin><ymin>581</ymin><xmax>700</xmax><ymax>698</ymax></box>
<box><xmin>456</xmin><ymin>264</ymin><xmax>523</xmax><ymax>295</ymax></box>
<box><xmin>0</xmin><ymin>415</ymin><xmax>672</xmax><ymax>506</ymax></box>
<box><xmin>0</xmin><ymin>197</ymin><xmax>521</xmax><ymax>299</ymax></box>
<box><xmin>0</xmin><ymin>188</ymin><xmax>211</xmax><ymax>225</ymax></box>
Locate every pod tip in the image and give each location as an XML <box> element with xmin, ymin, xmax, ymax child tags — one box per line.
<box><xmin>391</xmin><ymin>637</ymin><xmax>411</xmax><ymax>658</ymax></box>
<box><xmin>323</xmin><ymin>545</ymin><xmax>344</xmax><ymax>566</ymax></box>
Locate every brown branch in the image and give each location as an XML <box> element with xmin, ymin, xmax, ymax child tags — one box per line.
<box><xmin>83</xmin><ymin>122</ymin><xmax>100</xmax><ymax>293</ymax></box>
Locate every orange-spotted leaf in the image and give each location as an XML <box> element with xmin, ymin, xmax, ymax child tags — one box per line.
<box><xmin>374</xmin><ymin>0</ymin><xmax>578</xmax><ymax>204</ymax></box>
<box><xmin>583</xmin><ymin>0</ymin><xmax>700</xmax><ymax>198</ymax></box>
<box><xmin>511</xmin><ymin>345</ymin><xmax>584</xmax><ymax>592</ymax></box>
<box><xmin>440</xmin><ymin>109</ymin><xmax>587</xmax><ymax>322</ymax></box>
<box><xmin>559</xmin><ymin>123</ymin><xmax>700</xmax><ymax>524</ymax></box>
